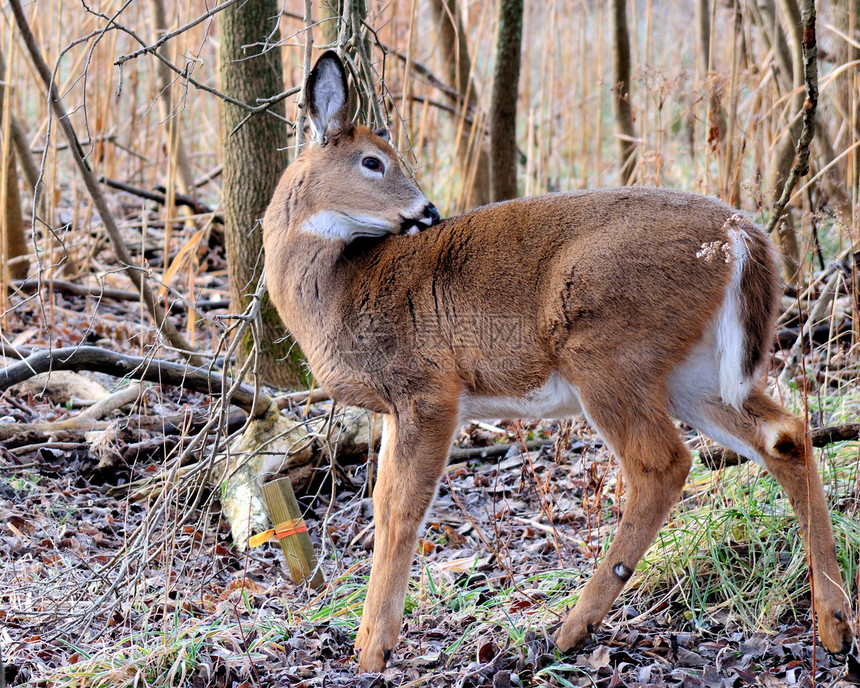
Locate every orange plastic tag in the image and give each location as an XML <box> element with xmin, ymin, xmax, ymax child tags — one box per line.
<box><xmin>275</xmin><ymin>517</ymin><xmax>308</xmax><ymax>539</ymax></box>
<box><xmin>248</xmin><ymin>529</ymin><xmax>275</xmax><ymax>548</ymax></box>
<box><xmin>248</xmin><ymin>518</ymin><xmax>308</xmax><ymax>548</ymax></box>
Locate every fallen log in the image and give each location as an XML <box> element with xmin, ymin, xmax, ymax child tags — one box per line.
<box><xmin>0</xmin><ymin>346</ymin><xmax>272</xmax><ymax>417</ymax></box>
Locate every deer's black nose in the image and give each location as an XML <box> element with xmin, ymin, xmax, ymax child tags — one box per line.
<box><xmin>424</xmin><ymin>203</ymin><xmax>440</xmax><ymax>225</ymax></box>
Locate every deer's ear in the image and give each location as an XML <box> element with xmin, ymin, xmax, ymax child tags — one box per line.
<box><xmin>307</xmin><ymin>51</ymin><xmax>350</xmax><ymax>144</ymax></box>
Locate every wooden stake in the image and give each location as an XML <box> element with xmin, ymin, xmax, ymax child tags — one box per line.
<box><xmin>261</xmin><ymin>477</ymin><xmax>325</xmax><ymax>589</ymax></box>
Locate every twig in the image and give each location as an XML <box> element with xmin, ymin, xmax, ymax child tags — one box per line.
<box><xmin>387</xmin><ymin>44</ymin><xmax>465</xmax><ymax>104</ymax></box>
<box><xmin>114</xmin><ymin>0</ymin><xmax>243</xmax><ymax>66</ymax></box>
<box><xmin>31</xmin><ymin>134</ymin><xmax>116</xmax><ymax>155</ymax></box>
<box><xmin>777</xmin><ymin>269</ymin><xmax>844</xmax><ymax>388</ymax></box>
<box><xmin>2</xmin><ymin>383</ymin><xmax>142</xmax><ymax>440</ymax></box>
<box><xmin>448</xmin><ymin>439</ymin><xmax>549</xmax><ymax>462</ymax></box>
<box><xmin>275</xmin><ymin>388</ymin><xmax>330</xmax><ymax>409</ymax></box>
<box><xmin>194</xmin><ymin>165</ymin><xmax>223</xmax><ymax>188</ymax></box>
<box><xmin>699</xmin><ymin>423</ymin><xmax>860</xmax><ymax>469</ymax></box>
<box><xmin>99</xmin><ymin>175</ymin><xmax>220</xmax><ymax>219</ymax></box>
<box><xmin>410</xmin><ymin>95</ymin><xmax>480</xmax><ymax>126</ymax></box>
<box><xmin>512</xmin><ymin>516</ymin><xmax>581</xmax><ymax>544</ymax></box>
<box><xmin>0</xmin><ymin>346</ymin><xmax>271</xmax><ymax>417</ymax></box>
<box><xmin>764</xmin><ymin>0</ymin><xmax>818</xmax><ymax>236</ymax></box>
<box><xmin>75</xmin><ymin>382</ymin><xmax>143</xmax><ymax>423</ymax></box>
<box><xmin>9</xmin><ymin>278</ymin><xmax>139</xmax><ymax>303</ymax></box>
<box><xmin>228</xmin><ymin>88</ymin><xmax>300</xmax><ymax>138</ymax></box>
<box><xmin>9</xmin><ymin>0</ymin><xmax>199</xmax><ymax>363</ymax></box>
<box><xmin>9</xmin><ymin>442</ymin><xmax>83</xmax><ymax>456</ymax></box>
<box><xmin>120</xmin><ymin>435</ymin><xmax>190</xmax><ymax>463</ymax></box>
<box><xmin>775</xmin><ymin>323</ymin><xmax>851</xmax><ymax>349</ymax></box>
<box><xmin>82</xmin><ymin>4</ymin><xmax>291</xmax><ymax>123</ymax></box>
<box><xmin>294</xmin><ymin>0</ymin><xmax>314</xmax><ymax>150</ymax></box>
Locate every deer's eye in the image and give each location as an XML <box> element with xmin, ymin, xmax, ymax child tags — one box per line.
<box><xmin>362</xmin><ymin>156</ymin><xmax>384</xmax><ymax>173</ymax></box>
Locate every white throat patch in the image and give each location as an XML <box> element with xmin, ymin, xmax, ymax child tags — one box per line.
<box><xmin>299</xmin><ymin>211</ymin><xmax>394</xmax><ymax>242</ymax></box>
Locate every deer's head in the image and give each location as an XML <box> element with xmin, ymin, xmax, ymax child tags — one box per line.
<box><xmin>283</xmin><ymin>51</ymin><xmax>439</xmax><ymax>243</ymax></box>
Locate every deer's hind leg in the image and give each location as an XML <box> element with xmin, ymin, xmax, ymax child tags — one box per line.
<box><xmin>684</xmin><ymin>389</ymin><xmax>853</xmax><ymax>654</ymax></box>
<box><xmin>554</xmin><ymin>385</ymin><xmax>692</xmax><ymax>652</ymax></box>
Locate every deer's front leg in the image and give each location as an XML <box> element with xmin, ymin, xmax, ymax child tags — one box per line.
<box><xmin>355</xmin><ymin>408</ymin><xmax>457</xmax><ymax>673</ymax></box>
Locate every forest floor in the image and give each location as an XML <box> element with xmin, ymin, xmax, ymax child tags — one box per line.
<box><xmin>2</xmin><ymin>188</ymin><xmax>860</xmax><ymax>687</ymax></box>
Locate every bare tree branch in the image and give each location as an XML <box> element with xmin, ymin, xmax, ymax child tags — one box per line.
<box><xmin>81</xmin><ymin>2</ymin><xmax>292</xmax><ymax>124</ymax></box>
<box><xmin>114</xmin><ymin>0</ymin><xmax>244</xmax><ymax>66</ymax></box>
<box><xmin>430</xmin><ymin>0</ymin><xmax>491</xmax><ymax>208</ymax></box>
<box><xmin>98</xmin><ymin>175</ymin><xmax>218</xmax><ymax>218</ymax></box>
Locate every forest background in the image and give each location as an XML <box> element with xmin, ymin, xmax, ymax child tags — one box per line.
<box><xmin>1</xmin><ymin>0</ymin><xmax>860</xmax><ymax>686</ymax></box>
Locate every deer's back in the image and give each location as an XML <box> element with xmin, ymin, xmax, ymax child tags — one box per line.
<box><xmin>317</xmin><ymin>187</ymin><xmax>750</xmax><ymax>407</ymax></box>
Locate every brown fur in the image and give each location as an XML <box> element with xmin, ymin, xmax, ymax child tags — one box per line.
<box><xmin>262</xmin><ymin>52</ymin><xmax>853</xmax><ymax>673</ymax></box>
<box><xmin>268</xmin><ymin>188</ymin><xmax>735</xmax><ymax>408</ymax></box>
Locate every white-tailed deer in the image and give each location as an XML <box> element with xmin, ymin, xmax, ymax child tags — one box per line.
<box><xmin>263</xmin><ymin>52</ymin><xmax>853</xmax><ymax>673</ymax></box>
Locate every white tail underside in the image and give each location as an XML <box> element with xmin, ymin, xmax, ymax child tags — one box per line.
<box><xmin>716</xmin><ymin>223</ymin><xmax>752</xmax><ymax>409</ymax></box>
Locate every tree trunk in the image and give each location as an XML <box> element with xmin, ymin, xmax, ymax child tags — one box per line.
<box><xmin>320</xmin><ymin>0</ymin><xmax>343</xmax><ymax>45</ymax></box>
<box><xmin>0</xmin><ymin>45</ymin><xmax>37</xmax><ymax>192</ymax></box>
<box><xmin>219</xmin><ymin>0</ymin><xmax>306</xmax><ymax>389</ymax></box>
<box><xmin>751</xmin><ymin>0</ymin><xmax>850</xmax><ymax>221</ymax></box>
<box><xmin>752</xmin><ymin>0</ymin><xmax>794</xmax><ymax>92</ymax></box>
<box><xmin>611</xmin><ymin>0</ymin><xmax>637</xmax><ymax>185</ymax></box>
<box><xmin>9</xmin><ymin>114</ymin><xmax>37</xmax><ymax>192</ymax></box>
<box><xmin>216</xmin><ymin>405</ymin><xmax>380</xmax><ymax>549</ymax></box>
<box><xmin>768</xmin><ymin>136</ymin><xmax>803</xmax><ymax>282</ymax></box>
<box><xmin>697</xmin><ymin>0</ymin><xmax>710</xmax><ymax>77</ymax></box>
<box><xmin>489</xmin><ymin>0</ymin><xmax>523</xmax><ymax>202</ymax></box>
<box><xmin>766</xmin><ymin>0</ymin><xmax>805</xmax><ymax>285</ymax></box>
<box><xmin>429</xmin><ymin>0</ymin><xmax>491</xmax><ymax>209</ymax></box>
<box><xmin>2</xmin><ymin>148</ymin><xmax>28</xmax><ymax>281</ymax></box>
<box><xmin>0</xmin><ymin>47</ymin><xmax>29</xmax><ymax>281</ymax></box>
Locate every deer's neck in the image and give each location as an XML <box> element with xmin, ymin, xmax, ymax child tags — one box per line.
<box><xmin>268</xmin><ymin>228</ymin><xmax>346</xmax><ymax>332</ymax></box>
<box><xmin>267</xmin><ymin>226</ymin><xmax>400</xmax><ymax>411</ymax></box>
